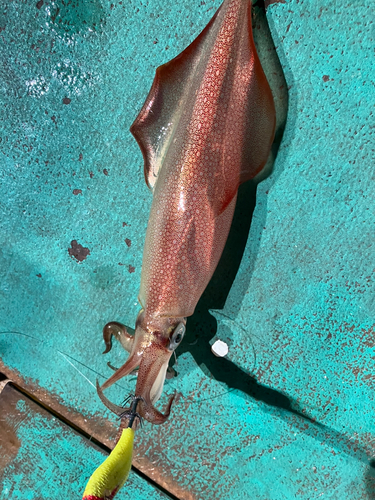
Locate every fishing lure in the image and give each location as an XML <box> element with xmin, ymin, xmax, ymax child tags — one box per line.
<box><xmin>82</xmin><ymin>386</ymin><xmax>140</xmax><ymax>500</ymax></box>
<box><xmin>82</xmin><ymin>427</ymin><xmax>134</xmax><ymax>500</ymax></box>
<box><xmin>99</xmin><ymin>0</ymin><xmax>276</xmax><ymax>425</ymax></box>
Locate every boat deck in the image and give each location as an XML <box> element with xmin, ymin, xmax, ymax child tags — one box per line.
<box><xmin>0</xmin><ymin>0</ymin><xmax>374</xmax><ymax>498</ymax></box>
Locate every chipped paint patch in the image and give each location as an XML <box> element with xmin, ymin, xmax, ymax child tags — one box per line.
<box><xmin>68</xmin><ymin>240</ymin><xmax>91</xmax><ymax>262</ymax></box>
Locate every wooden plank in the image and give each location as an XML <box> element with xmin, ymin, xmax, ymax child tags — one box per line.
<box><xmin>0</xmin><ymin>384</ymin><xmax>169</xmax><ymax>500</ymax></box>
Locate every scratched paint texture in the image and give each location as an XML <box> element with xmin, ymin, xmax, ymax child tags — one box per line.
<box><xmin>0</xmin><ymin>0</ymin><xmax>374</xmax><ymax>499</ymax></box>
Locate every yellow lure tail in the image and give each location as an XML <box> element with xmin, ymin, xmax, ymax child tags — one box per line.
<box><xmin>82</xmin><ymin>427</ymin><xmax>134</xmax><ymax>500</ymax></box>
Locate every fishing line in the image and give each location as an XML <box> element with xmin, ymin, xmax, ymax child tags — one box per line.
<box><xmin>0</xmin><ymin>330</ymin><xmax>129</xmax><ymax>392</ymax></box>
<box><xmin>58</xmin><ymin>352</ymin><xmax>96</xmax><ymax>389</ymax></box>
<box><xmin>0</xmin><ymin>329</ymin><xmax>255</xmax><ymax>410</ymax></box>
<box><xmin>210</xmin><ymin>309</ymin><xmax>259</xmax><ymax>371</ymax></box>
<box><xmin>0</xmin><ymin>329</ymin><xmax>321</xmax><ymax>424</ymax></box>
<box><xmin>1</xmin><ymin>332</ymin><xmax>372</xmax><ymax>465</ymax></box>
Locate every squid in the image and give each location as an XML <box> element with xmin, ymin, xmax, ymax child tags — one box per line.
<box><xmin>98</xmin><ymin>0</ymin><xmax>276</xmax><ymax>425</ymax></box>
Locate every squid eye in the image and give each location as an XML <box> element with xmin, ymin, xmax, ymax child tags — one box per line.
<box><xmin>168</xmin><ymin>323</ymin><xmax>186</xmax><ymax>351</ymax></box>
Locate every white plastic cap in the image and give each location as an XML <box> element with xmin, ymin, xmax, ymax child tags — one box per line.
<box><xmin>211</xmin><ymin>339</ymin><xmax>229</xmax><ymax>357</ymax></box>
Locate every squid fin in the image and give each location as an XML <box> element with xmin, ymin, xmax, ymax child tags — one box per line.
<box><xmin>130</xmin><ymin>6</ymin><xmax>222</xmax><ymax>190</ymax></box>
<box><xmin>131</xmin><ymin>0</ymin><xmax>275</xmax><ymax>215</ymax></box>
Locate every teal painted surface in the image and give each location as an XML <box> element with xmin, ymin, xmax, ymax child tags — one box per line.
<box><xmin>0</xmin><ymin>0</ymin><xmax>374</xmax><ymax>499</ymax></box>
<box><xmin>0</xmin><ymin>389</ymin><xmax>168</xmax><ymax>500</ymax></box>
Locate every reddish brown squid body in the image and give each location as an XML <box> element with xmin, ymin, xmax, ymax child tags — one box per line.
<box><xmin>99</xmin><ymin>0</ymin><xmax>275</xmax><ymax>424</ymax></box>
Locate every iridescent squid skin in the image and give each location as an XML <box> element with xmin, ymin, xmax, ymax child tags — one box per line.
<box><xmin>99</xmin><ymin>0</ymin><xmax>276</xmax><ymax>425</ymax></box>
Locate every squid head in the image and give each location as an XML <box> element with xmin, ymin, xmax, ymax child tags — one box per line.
<box><xmin>99</xmin><ymin>312</ymin><xmax>186</xmax><ymax>424</ymax></box>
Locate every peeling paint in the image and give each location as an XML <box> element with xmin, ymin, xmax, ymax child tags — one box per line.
<box><xmin>68</xmin><ymin>240</ymin><xmax>91</xmax><ymax>262</ymax></box>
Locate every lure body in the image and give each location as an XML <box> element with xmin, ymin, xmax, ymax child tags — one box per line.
<box><xmin>82</xmin><ymin>427</ymin><xmax>134</xmax><ymax>500</ymax></box>
<box><xmin>100</xmin><ymin>0</ymin><xmax>275</xmax><ymax>424</ymax></box>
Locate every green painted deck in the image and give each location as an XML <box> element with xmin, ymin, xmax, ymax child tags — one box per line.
<box><xmin>0</xmin><ymin>0</ymin><xmax>374</xmax><ymax>499</ymax></box>
<box><xmin>0</xmin><ymin>383</ymin><xmax>169</xmax><ymax>500</ymax></box>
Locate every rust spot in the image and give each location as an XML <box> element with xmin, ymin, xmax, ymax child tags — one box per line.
<box><xmin>323</xmin><ymin>75</ymin><xmax>330</xmax><ymax>82</ymax></box>
<box><xmin>79</xmin><ymin>153</ymin><xmax>83</xmax><ymax>162</ymax></box>
<box><xmin>362</xmin><ymin>373</ymin><xmax>375</xmax><ymax>389</ymax></box>
<box><xmin>103</xmin><ymin>168</ymin><xmax>109</xmax><ymax>176</ymax></box>
<box><xmin>36</xmin><ymin>0</ymin><xmax>43</xmax><ymax>9</ymax></box>
<box><xmin>36</xmin><ymin>273</ymin><xmax>42</xmax><ymax>278</ymax></box>
<box><xmin>125</xmin><ymin>238</ymin><xmax>131</xmax><ymax>247</ymax></box>
<box><xmin>122</xmin><ymin>222</ymin><xmax>128</xmax><ymax>227</ymax></box>
<box><xmin>0</xmin><ymin>361</ymin><xmax>118</xmax><ymax>450</ymax></box>
<box><xmin>73</xmin><ymin>189</ymin><xmax>82</xmax><ymax>195</ymax></box>
<box><xmin>0</xmin><ymin>385</ymin><xmax>22</xmax><ymax>470</ymax></box>
<box><xmin>63</xmin><ymin>97</ymin><xmax>71</xmax><ymax>105</ymax></box>
<box><xmin>51</xmin><ymin>115</ymin><xmax>56</xmax><ymax>123</ymax></box>
<box><xmin>118</xmin><ymin>262</ymin><xmax>124</xmax><ymax>265</ymax></box>
<box><xmin>89</xmin><ymin>171</ymin><xmax>94</xmax><ymax>178</ymax></box>
<box><xmin>128</xmin><ymin>265</ymin><xmax>135</xmax><ymax>273</ymax></box>
<box><xmin>68</xmin><ymin>240</ymin><xmax>90</xmax><ymax>262</ymax></box>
